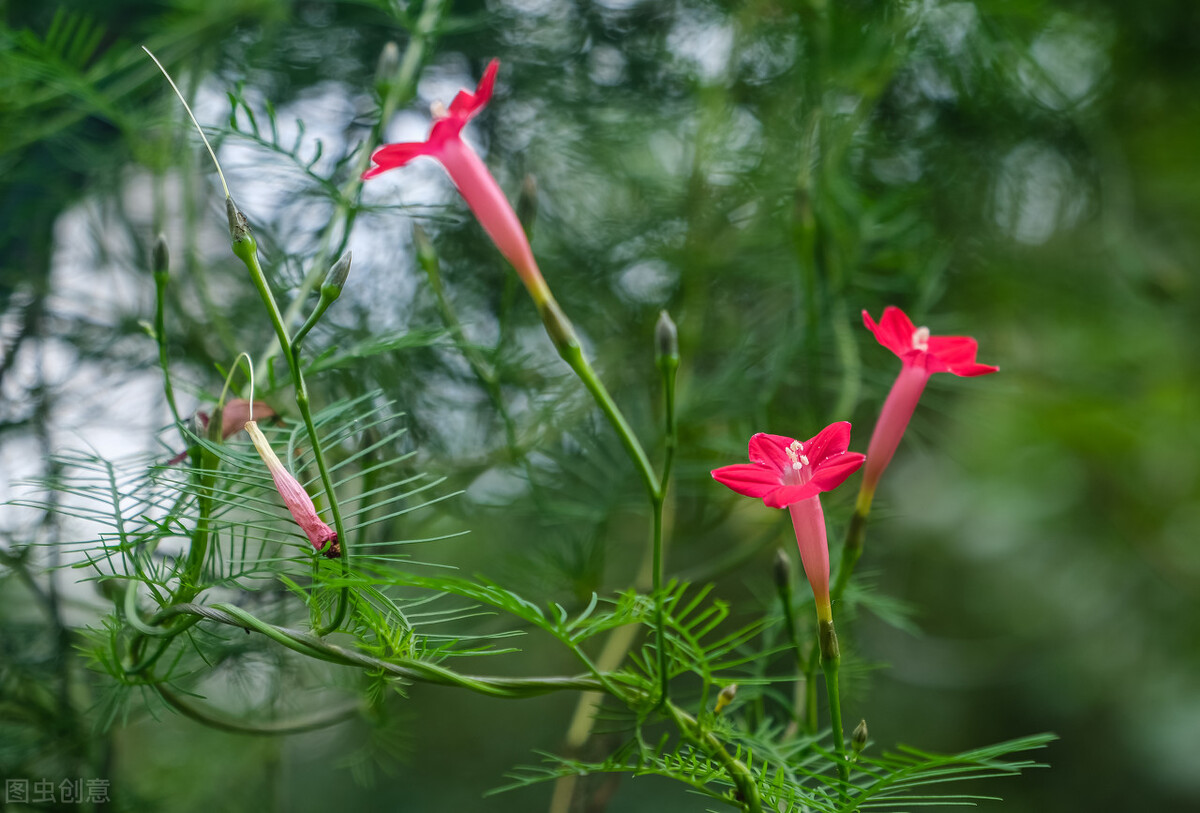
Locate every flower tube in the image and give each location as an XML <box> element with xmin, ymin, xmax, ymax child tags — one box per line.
<box><xmin>712</xmin><ymin>423</ymin><xmax>865</xmax><ymax>621</ymax></box>
<box><xmin>244</xmin><ymin>420</ymin><xmax>339</xmax><ymax>558</ymax></box>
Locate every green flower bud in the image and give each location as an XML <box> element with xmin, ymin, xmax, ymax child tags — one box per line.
<box><xmin>376</xmin><ymin>41</ymin><xmax>400</xmax><ymax>86</ymax></box>
<box><xmin>655</xmin><ymin>310</ymin><xmax>679</xmax><ymax>366</ymax></box>
<box><xmin>852</xmin><ymin>719</ymin><xmax>869</xmax><ymax>758</ymax></box>
<box><xmin>321</xmin><ymin>251</ymin><xmax>353</xmax><ymax>300</ymax></box>
<box><xmin>152</xmin><ymin>233</ymin><xmax>169</xmax><ymax>278</ymax></box>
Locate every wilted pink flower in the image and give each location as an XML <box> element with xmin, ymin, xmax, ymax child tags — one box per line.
<box><xmin>363</xmin><ymin>59</ymin><xmax>552</xmax><ymax>307</ymax></box>
<box><xmin>712</xmin><ymin>424</ymin><xmax>865</xmax><ymax>620</ymax></box>
<box><xmin>859</xmin><ymin>307</ymin><xmax>998</xmax><ymax>506</ymax></box>
<box><xmin>244</xmin><ymin>420</ymin><xmax>339</xmax><ymax>558</ymax></box>
<box><xmin>169</xmin><ymin>399</ymin><xmax>276</xmax><ymax>464</ymax></box>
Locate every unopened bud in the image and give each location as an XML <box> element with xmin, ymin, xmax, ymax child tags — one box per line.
<box><xmin>715</xmin><ymin>683</ymin><xmax>738</xmax><ymax>714</ymax></box>
<box><xmin>375</xmin><ymin>41</ymin><xmax>400</xmax><ymax>86</ymax></box>
<box><xmin>773</xmin><ymin>549</ymin><xmax>791</xmax><ymax>590</ymax></box>
<box><xmin>852</xmin><ymin>719</ymin><xmax>868</xmax><ymax>756</ymax></box>
<box><xmin>655</xmin><ymin>310</ymin><xmax>678</xmax><ymax>366</ymax></box>
<box><xmin>321</xmin><ymin>251</ymin><xmax>352</xmax><ymax>300</ymax></box>
<box><xmin>152</xmin><ymin>234</ymin><xmax>169</xmax><ymax>277</ymax></box>
<box><xmin>226</xmin><ymin>197</ymin><xmax>256</xmax><ymax>260</ymax></box>
<box><xmin>517</xmin><ymin>174</ymin><xmax>537</xmax><ymax>237</ymax></box>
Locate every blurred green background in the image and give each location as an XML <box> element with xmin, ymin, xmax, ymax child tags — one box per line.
<box><xmin>2</xmin><ymin>0</ymin><xmax>1198</xmax><ymax>810</ymax></box>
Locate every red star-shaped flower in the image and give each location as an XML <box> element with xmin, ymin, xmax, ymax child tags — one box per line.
<box><xmin>862</xmin><ymin>306</ymin><xmax>998</xmax><ymax>377</ymax></box>
<box><xmin>712</xmin><ymin>424</ymin><xmax>865</xmax><ymax>509</ymax></box>
<box><xmin>857</xmin><ymin>306</ymin><xmax>998</xmax><ymax>510</ymax></box>
<box><xmin>712</xmin><ymin>424</ymin><xmax>865</xmax><ymax>620</ymax></box>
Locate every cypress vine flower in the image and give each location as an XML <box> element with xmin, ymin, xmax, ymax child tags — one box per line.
<box><xmin>712</xmin><ymin>424</ymin><xmax>865</xmax><ymax>620</ymax></box>
<box><xmin>859</xmin><ymin>307</ymin><xmax>998</xmax><ymax>510</ymax></box>
<box><xmin>244</xmin><ymin>420</ymin><xmax>339</xmax><ymax>558</ymax></box>
<box><xmin>363</xmin><ymin>59</ymin><xmax>554</xmax><ymax>309</ymax></box>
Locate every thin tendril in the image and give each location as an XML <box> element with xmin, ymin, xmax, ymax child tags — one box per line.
<box><xmin>143</xmin><ymin>46</ymin><xmax>231</xmax><ymax>198</ymax></box>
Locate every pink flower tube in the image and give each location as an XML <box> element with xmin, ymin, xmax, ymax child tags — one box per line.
<box><xmin>244</xmin><ymin>420</ymin><xmax>339</xmax><ymax>558</ymax></box>
<box><xmin>712</xmin><ymin>424</ymin><xmax>865</xmax><ymax>621</ymax></box>
<box><xmin>363</xmin><ymin>59</ymin><xmax>552</xmax><ymax>307</ymax></box>
<box><xmin>859</xmin><ymin>307</ymin><xmax>998</xmax><ymax>511</ymax></box>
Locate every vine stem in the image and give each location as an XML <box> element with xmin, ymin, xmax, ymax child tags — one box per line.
<box><xmin>153</xmin><ymin>684</ymin><xmax>360</xmax><ymax>736</ymax></box>
<box><xmin>230</xmin><ymin>215</ymin><xmax>351</xmax><ymax>634</ymax></box>
<box><xmin>151</xmin><ymin>603</ymin><xmax>606</xmax><ymax>698</ymax></box>
<box><xmin>548</xmin><ymin>323</ymin><xmax>677</xmax><ymax>813</ymax></box>
<box><xmin>818</xmin><ymin>618</ymin><xmax>851</xmax><ymax>788</ymax></box>
<box><xmin>831</xmin><ymin>506</ymin><xmax>868</xmax><ymax>603</ymax></box>
<box><xmin>665</xmin><ymin>701</ymin><xmax>763</xmax><ymax>813</ymax></box>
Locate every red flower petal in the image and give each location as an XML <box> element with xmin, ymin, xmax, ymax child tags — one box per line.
<box><xmin>711</xmin><ymin>463</ymin><xmax>782</xmax><ymax>499</ymax></box>
<box><xmin>926</xmin><ymin>335</ymin><xmax>978</xmax><ymax>364</ymax></box>
<box><xmin>763</xmin><ymin>482</ymin><xmax>822</xmax><ymax>508</ymax></box>
<box><xmin>748</xmin><ymin>432</ymin><xmax>794</xmax><ymax>473</ymax></box>
<box><xmin>945</xmin><ymin>360</ymin><xmax>1000</xmax><ymax>377</ymax></box>
<box><xmin>447</xmin><ymin>58</ymin><xmax>498</xmax><ymax>121</ymax></box>
<box><xmin>808</xmin><ymin>452</ymin><xmax>866</xmax><ymax>492</ymax></box>
<box><xmin>803</xmin><ymin>421</ymin><xmax>851</xmax><ymax>465</ymax></box>
<box><xmin>363</xmin><ymin>142</ymin><xmax>438</xmax><ymax>178</ymax></box>
<box><xmin>863</xmin><ymin>307</ymin><xmax>914</xmax><ymax>359</ymax></box>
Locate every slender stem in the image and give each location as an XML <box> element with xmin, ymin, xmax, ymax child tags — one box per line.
<box><xmin>549</xmin><ymin>336</ymin><xmax>678</xmax><ymax>811</ymax></box>
<box><xmin>232</xmin><ymin>227</ymin><xmax>351</xmax><ymax>634</ymax></box>
<box><xmin>831</xmin><ymin>507</ymin><xmax>868</xmax><ymax>603</ymax></box>
<box><xmin>154</xmin><ymin>683</ymin><xmax>359</xmax><ymax>736</ymax></box>
<box><xmin>556</xmin><ymin>342</ymin><xmax>659</xmax><ymax>501</ymax></box>
<box><xmin>818</xmin><ymin>618</ymin><xmax>850</xmax><ymax>787</ymax></box>
<box><xmin>179</xmin><ymin>421</ymin><xmax>218</xmax><ymax>597</ymax></box>
<box><xmin>666</xmin><ymin>702</ymin><xmax>763</xmax><ymax>813</ymax></box>
<box><xmin>153</xmin><ymin>266</ymin><xmax>183</xmax><ymax>434</ymax></box>
<box><xmin>151</xmin><ymin>603</ymin><xmax>607</xmax><ymax>698</ymax></box>
<box><xmin>804</xmin><ymin>640</ymin><xmax>820</xmax><ymax>736</ymax></box>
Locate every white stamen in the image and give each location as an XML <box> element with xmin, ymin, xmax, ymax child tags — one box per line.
<box><xmin>431</xmin><ymin>100</ymin><xmax>449</xmax><ymax>119</ymax></box>
<box><xmin>912</xmin><ymin>326</ymin><xmax>930</xmax><ymax>352</ymax></box>
<box><xmin>785</xmin><ymin>440</ymin><xmax>810</xmax><ymax>472</ymax></box>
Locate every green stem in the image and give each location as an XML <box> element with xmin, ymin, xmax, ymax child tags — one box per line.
<box><xmin>651</xmin><ymin>355</ymin><xmax>677</xmax><ymax>704</ymax></box>
<box><xmin>179</xmin><ymin>421</ymin><xmax>219</xmax><ymax>597</ymax></box>
<box><xmin>818</xmin><ymin>618</ymin><xmax>850</xmax><ymax>787</ymax></box>
<box><xmin>151</xmin><ymin>603</ymin><xmax>607</xmax><ymax>699</ymax></box>
<box><xmin>666</xmin><ymin>701</ymin><xmax>763</xmax><ymax>813</ymax></box>
<box><xmin>231</xmin><ymin>222</ymin><xmax>351</xmax><ymax>634</ymax></box>
<box><xmin>556</xmin><ymin>341</ymin><xmax>659</xmax><ymax>502</ymax></box>
<box><xmin>831</xmin><ymin>507</ymin><xmax>868</xmax><ymax>603</ymax></box>
<box><xmin>805</xmin><ymin>640</ymin><xmax>820</xmax><ymax>737</ymax></box>
<box><xmin>154</xmin><ymin>683</ymin><xmax>359</xmax><ymax>736</ymax></box>
<box><xmin>153</xmin><ymin>266</ymin><xmax>183</xmax><ymax>434</ymax></box>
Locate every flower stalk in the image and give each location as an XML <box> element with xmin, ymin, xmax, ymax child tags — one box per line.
<box><xmin>226</xmin><ymin>198</ymin><xmax>352</xmax><ymax>630</ymax></box>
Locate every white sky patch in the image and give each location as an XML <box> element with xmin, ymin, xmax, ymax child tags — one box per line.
<box><xmin>667</xmin><ymin>10</ymin><xmax>734</xmax><ymax>85</ymax></box>
<box><xmin>1020</xmin><ymin>16</ymin><xmax>1109</xmax><ymax>110</ymax></box>
<box><xmin>615</xmin><ymin>259</ymin><xmax>678</xmax><ymax>306</ymax></box>
<box><xmin>993</xmin><ymin>142</ymin><xmax>1087</xmax><ymax>246</ymax></box>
